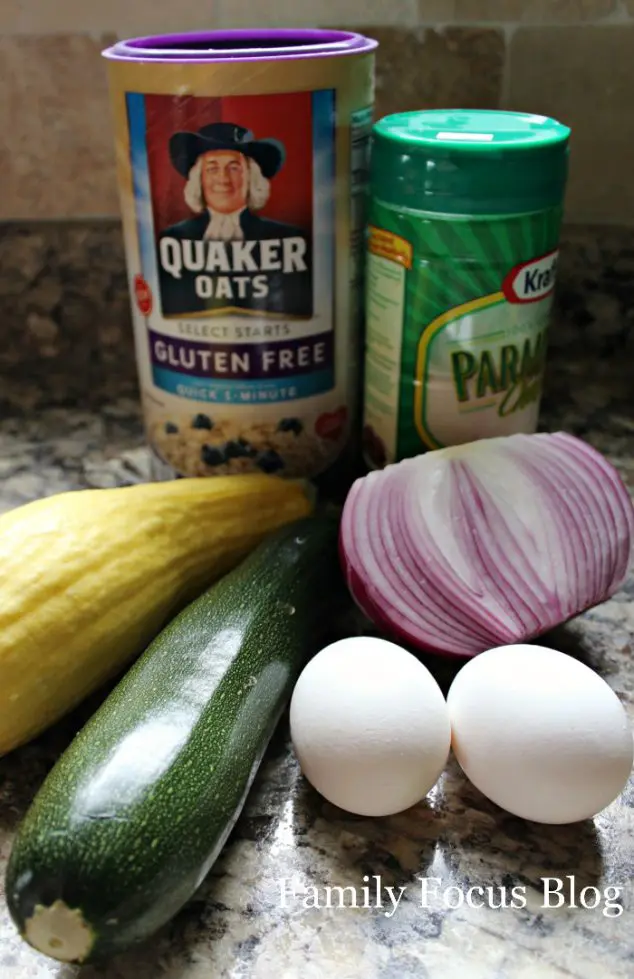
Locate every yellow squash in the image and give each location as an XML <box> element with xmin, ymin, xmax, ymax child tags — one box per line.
<box><xmin>0</xmin><ymin>474</ymin><xmax>312</xmax><ymax>755</ymax></box>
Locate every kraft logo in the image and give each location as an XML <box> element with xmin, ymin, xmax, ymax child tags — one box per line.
<box><xmin>502</xmin><ymin>249</ymin><xmax>559</xmax><ymax>304</ymax></box>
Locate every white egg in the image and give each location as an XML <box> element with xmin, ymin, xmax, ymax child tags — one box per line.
<box><xmin>447</xmin><ymin>644</ymin><xmax>634</xmax><ymax>824</ymax></box>
<box><xmin>289</xmin><ymin>636</ymin><xmax>451</xmax><ymax>816</ymax></box>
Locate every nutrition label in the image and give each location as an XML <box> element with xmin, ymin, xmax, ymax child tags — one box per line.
<box><xmin>349</xmin><ymin>108</ymin><xmax>373</xmax><ymax>275</ymax></box>
<box><xmin>349</xmin><ymin>107</ymin><xmax>374</xmax><ymax>332</ymax></box>
<box><xmin>363</xmin><ymin>226</ymin><xmax>412</xmax><ymax>466</ymax></box>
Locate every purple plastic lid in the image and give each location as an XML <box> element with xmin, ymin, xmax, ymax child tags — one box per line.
<box><xmin>103</xmin><ymin>29</ymin><xmax>378</xmax><ymax>63</ymax></box>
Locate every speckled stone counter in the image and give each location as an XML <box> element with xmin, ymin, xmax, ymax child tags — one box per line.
<box><xmin>0</xmin><ymin>353</ymin><xmax>633</xmax><ymax>979</ymax></box>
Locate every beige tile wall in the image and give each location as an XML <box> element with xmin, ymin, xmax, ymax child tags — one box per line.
<box><xmin>0</xmin><ymin>0</ymin><xmax>632</xmax><ymax>224</ymax></box>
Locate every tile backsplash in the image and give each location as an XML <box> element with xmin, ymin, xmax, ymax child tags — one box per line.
<box><xmin>0</xmin><ymin>0</ymin><xmax>633</xmax><ymax>225</ymax></box>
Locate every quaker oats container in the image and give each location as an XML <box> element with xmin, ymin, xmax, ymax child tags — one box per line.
<box><xmin>102</xmin><ymin>30</ymin><xmax>376</xmax><ymax>482</ymax></box>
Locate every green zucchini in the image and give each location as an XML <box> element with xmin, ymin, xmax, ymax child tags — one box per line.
<box><xmin>6</xmin><ymin>514</ymin><xmax>346</xmax><ymax>963</ymax></box>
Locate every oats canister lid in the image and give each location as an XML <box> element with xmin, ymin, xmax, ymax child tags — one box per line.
<box><xmin>103</xmin><ymin>28</ymin><xmax>378</xmax><ymax>62</ymax></box>
<box><xmin>370</xmin><ymin>109</ymin><xmax>571</xmax><ymax>215</ymax></box>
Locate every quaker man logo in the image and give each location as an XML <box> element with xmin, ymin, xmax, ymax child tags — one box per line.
<box><xmin>157</xmin><ymin>121</ymin><xmax>312</xmax><ymax>317</ymax></box>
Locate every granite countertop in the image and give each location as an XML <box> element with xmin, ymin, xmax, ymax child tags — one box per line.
<box><xmin>0</xmin><ymin>354</ymin><xmax>633</xmax><ymax>979</ymax></box>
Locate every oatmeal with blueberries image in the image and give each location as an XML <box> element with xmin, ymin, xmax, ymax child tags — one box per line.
<box><xmin>151</xmin><ymin>412</ymin><xmax>340</xmax><ymax>478</ymax></box>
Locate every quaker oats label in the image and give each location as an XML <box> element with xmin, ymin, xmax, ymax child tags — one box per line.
<box><xmin>117</xmin><ymin>83</ymin><xmax>372</xmax><ymax>479</ymax></box>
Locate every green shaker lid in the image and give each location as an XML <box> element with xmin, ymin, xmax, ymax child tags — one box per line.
<box><xmin>370</xmin><ymin>109</ymin><xmax>571</xmax><ymax>215</ymax></box>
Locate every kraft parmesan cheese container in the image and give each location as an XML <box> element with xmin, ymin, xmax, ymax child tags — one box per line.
<box><xmin>102</xmin><ymin>30</ymin><xmax>376</xmax><ymax>483</ymax></box>
<box><xmin>362</xmin><ymin>109</ymin><xmax>570</xmax><ymax>468</ymax></box>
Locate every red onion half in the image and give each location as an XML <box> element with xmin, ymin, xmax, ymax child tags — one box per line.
<box><xmin>340</xmin><ymin>433</ymin><xmax>634</xmax><ymax>659</ymax></box>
